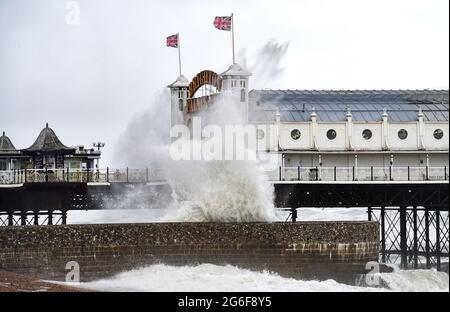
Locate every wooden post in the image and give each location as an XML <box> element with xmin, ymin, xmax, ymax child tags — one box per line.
<box><xmin>106</xmin><ymin>167</ymin><xmax>109</xmax><ymax>183</ymax></box>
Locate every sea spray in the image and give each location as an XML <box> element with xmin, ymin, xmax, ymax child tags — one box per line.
<box><xmin>108</xmin><ymin>67</ymin><xmax>279</xmax><ymax>222</ymax></box>
<box><xmin>162</xmin><ymin>159</ymin><xmax>276</xmax><ymax>222</ymax></box>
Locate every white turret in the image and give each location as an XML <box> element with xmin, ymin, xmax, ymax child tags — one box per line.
<box><xmin>168</xmin><ymin>75</ymin><xmax>190</xmax><ymax>128</ymax></box>
<box><xmin>220</xmin><ymin>63</ymin><xmax>252</xmax><ymax>123</ymax></box>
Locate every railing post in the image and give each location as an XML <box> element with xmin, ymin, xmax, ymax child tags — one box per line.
<box><xmin>297</xmin><ymin>166</ymin><xmax>300</xmax><ymax>181</ymax></box>
<box><xmin>13</xmin><ymin>169</ymin><xmax>16</xmax><ymax>184</ymax></box>
<box><xmin>62</xmin><ymin>167</ymin><xmax>65</xmax><ymax>182</ymax></box>
<box><xmin>126</xmin><ymin>167</ymin><xmax>129</xmax><ymax>183</ymax></box>
<box><xmin>45</xmin><ymin>167</ymin><xmax>48</xmax><ymax>183</ymax></box>
<box><xmin>66</xmin><ymin>167</ymin><xmax>69</xmax><ymax>182</ymax></box>
<box><xmin>389</xmin><ymin>165</ymin><xmax>392</xmax><ymax>181</ymax></box>
<box><xmin>106</xmin><ymin>167</ymin><xmax>109</xmax><ymax>183</ymax></box>
<box><xmin>146</xmin><ymin>167</ymin><xmax>149</xmax><ymax>183</ymax></box>
<box><xmin>426</xmin><ymin>165</ymin><xmax>429</xmax><ymax>181</ymax></box>
<box><xmin>334</xmin><ymin>166</ymin><xmax>337</xmax><ymax>181</ymax></box>
<box><xmin>279</xmin><ymin>166</ymin><xmax>282</xmax><ymax>181</ymax></box>
<box><xmin>315</xmin><ymin>166</ymin><xmax>318</xmax><ymax>181</ymax></box>
<box><xmin>24</xmin><ymin>169</ymin><xmax>27</xmax><ymax>183</ymax></box>
<box><xmin>368</xmin><ymin>207</ymin><xmax>372</xmax><ymax>221</ymax></box>
<box><xmin>371</xmin><ymin>166</ymin><xmax>374</xmax><ymax>181</ymax></box>
<box><xmin>86</xmin><ymin>167</ymin><xmax>90</xmax><ymax>183</ymax></box>
<box><xmin>408</xmin><ymin>166</ymin><xmax>410</xmax><ymax>181</ymax></box>
<box><xmin>352</xmin><ymin>166</ymin><xmax>355</xmax><ymax>181</ymax></box>
<box><xmin>445</xmin><ymin>166</ymin><xmax>448</xmax><ymax>180</ymax></box>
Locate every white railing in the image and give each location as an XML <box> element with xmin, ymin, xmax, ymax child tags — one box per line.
<box><xmin>0</xmin><ymin>166</ymin><xmax>448</xmax><ymax>184</ymax></box>
<box><xmin>268</xmin><ymin>166</ymin><xmax>449</xmax><ymax>182</ymax></box>
<box><xmin>0</xmin><ymin>168</ymin><xmax>166</xmax><ymax>184</ymax></box>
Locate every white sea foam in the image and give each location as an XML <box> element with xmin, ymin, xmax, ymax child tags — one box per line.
<box><xmin>62</xmin><ymin>264</ymin><xmax>448</xmax><ymax>292</ymax></box>
<box><xmin>162</xmin><ymin>159</ymin><xmax>276</xmax><ymax>222</ymax></box>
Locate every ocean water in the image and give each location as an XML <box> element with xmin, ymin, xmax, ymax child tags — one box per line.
<box><xmin>64</xmin><ymin>263</ymin><xmax>448</xmax><ymax>292</ymax></box>
<box><xmin>65</xmin><ymin>207</ymin><xmax>449</xmax><ymax>292</ymax></box>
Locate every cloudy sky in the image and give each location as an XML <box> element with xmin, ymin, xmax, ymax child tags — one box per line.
<box><xmin>0</xmin><ymin>0</ymin><xmax>448</xmax><ymax>166</ymax></box>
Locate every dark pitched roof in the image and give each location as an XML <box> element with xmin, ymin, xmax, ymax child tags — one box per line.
<box><xmin>23</xmin><ymin>123</ymin><xmax>75</xmax><ymax>154</ymax></box>
<box><xmin>248</xmin><ymin>89</ymin><xmax>449</xmax><ymax>122</ymax></box>
<box><xmin>0</xmin><ymin>131</ymin><xmax>18</xmax><ymax>153</ymax></box>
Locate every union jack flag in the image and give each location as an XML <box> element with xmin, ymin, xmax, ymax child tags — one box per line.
<box><xmin>213</xmin><ymin>16</ymin><xmax>232</xmax><ymax>31</ymax></box>
<box><xmin>166</xmin><ymin>34</ymin><xmax>179</xmax><ymax>48</ymax></box>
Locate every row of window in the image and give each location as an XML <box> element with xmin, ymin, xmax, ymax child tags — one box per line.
<box><xmin>257</xmin><ymin>128</ymin><xmax>445</xmax><ymax>141</ymax></box>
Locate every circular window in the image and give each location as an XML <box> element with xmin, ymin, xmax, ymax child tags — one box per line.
<box><xmin>398</xmin><ymin>129</ymin><xmax>408</xmax><ymax>140</ymax></box>
<box><xmin>326</xmin><ymin>129</ymin><xmax>337</xmax><ymax>140</ymax></box>
<box><xmin>362</xmin><ymin>129</ymin><xmax>372</xmax><ymax>140</ymax></box>
<box><xmin>291</xmin><ymin>129</ymin><xmax>301</xmax><ymax>140</ymax></box>
<box><xmin>433</xmin><ymin>129</ymin><xmax>444</xmax><ymax>140</ymax></box>
<box><xmin>256</xmin><ymin>129</ymin><xmax>265</xmax><ymax>140</ymax></box>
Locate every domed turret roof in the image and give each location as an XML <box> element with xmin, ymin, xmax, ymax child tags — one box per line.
<box><xmin>168</xmin><ymin>75</ymin><xmax>190</xmax><ymax>88</ymax></box>
<box><xmin>221</xmin><ymin>63</ymin><xmax>252</xmax><ymax>77</ymax></box>
<box><xmin>23</xmin><ymin>123</ymin><xmax>75</xmax><ymax>155</ymax></box>
<box><xmin>0</xmin><ymin>131</ymin><xmax>17</xmax><ymax>152</ymax></box>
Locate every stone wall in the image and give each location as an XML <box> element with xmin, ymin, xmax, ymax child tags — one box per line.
<box><xmin>0</xmin><ymin>222</ymin><xmax>379</xmax><ymax>284</ymax></box>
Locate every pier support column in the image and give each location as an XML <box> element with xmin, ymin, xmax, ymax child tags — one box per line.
<box><xmin>48</xmin><ymin>211</ymin><xmax>53</xmax><ymax>225</ymax></box>
<box><xmin>380</xmin><ymin>207</ymin><xmax>386</xmax><ymax>263</ymax></box>
<box><xmin>62</xmin><ymin>211</ymin><xmax>67</xmax><ymax>225</ymax></box>
<box><xmin>291</xmin><ymin>208</ymin><xmax>297</xmax><ymax>223</ymax></box>
<box><xmin>400</xmin><ymin>206</ymin><xmax>407</xmax><ymax>269</ymax></box>
<box><xmin>8</xmin><ymin>212</ymin><xmax>13</xmax><ymax>226</ymax></box>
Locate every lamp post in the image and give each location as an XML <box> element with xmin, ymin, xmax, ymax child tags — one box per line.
<box><xmin>93</xmin><ymin>142</ymin><xmax>105</xmax><ymax>169</ymax></box>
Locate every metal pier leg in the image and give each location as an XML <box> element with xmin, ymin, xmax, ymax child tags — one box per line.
<box><xmin>381</xmin><ymin>207</ymin><xmax>386</xmax><ymax>263</ymax></box>
<box><xmin>34</xmin><ymin>211</ymin><xmax>39</xmax><ymax>226</ymax></box>
<box><xmin>8</xmin><ymin>212</ymin><xmax>13</xmax><ymax>226</ymax></box>
<box><xmin>291</xmin><ymin>208</ymin><xmax>297</xmax><ymax>223</ymax></box>
<box><xmin>400</xmin><ymin>206</ymin><xmax>407</xmax><ymax>269</ymax></box>
<box><xmin>413</xmin><ymin>207</ymin><xmax>418</xmax><ymax>269</ymax></box>
<box><xmin>425</xmin><ymin>207</ymin><xmax>430</xmax><ymax>269</ymax></box>
<box><xmin>436</xmin><ymin>209</ymin><xmax>441</xmax><ymax>271</ymax></box>
<box><xmin>48</xmin><ymin>211</ymin><xmax>53</xmax><ymax>225</ymax></box>
<box><xmin>20</xmin><ymin>210</ymin><xmax>27</xmax><ymax>226</ymax></box>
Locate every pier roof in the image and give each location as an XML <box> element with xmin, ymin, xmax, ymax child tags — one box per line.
<box><xmin>0</xmin><ymin>132</ymin><xmax>20</xmax><ymax>156</ymax></box>
<box><xmin>23</xmin><ymin>123</ymin><xmax>75</xmax><ymax>155</ymax></box>
<box><xmin>248</xmin><ymin>89</ymin><xmax>449</xmax><ymax>122</ymax></box>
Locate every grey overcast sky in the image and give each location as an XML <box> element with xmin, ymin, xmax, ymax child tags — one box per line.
<box><xmin>0</xmin><ymin>0</ymin><xmax>448</xmax><ymax>166</ymax></box>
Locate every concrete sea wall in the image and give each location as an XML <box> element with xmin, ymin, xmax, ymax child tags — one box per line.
<box><xmin>0</xmin><ymin>222</ymin><xmax>379</xmax><ymax>284</ymax></box>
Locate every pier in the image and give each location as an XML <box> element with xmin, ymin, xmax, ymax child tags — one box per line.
<box><xmin>0</xmin><ymin>165</ymin><xmax>448</xmax><ymax>272</ymax></box>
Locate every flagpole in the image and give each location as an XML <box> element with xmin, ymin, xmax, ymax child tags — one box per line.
<box><xmin>177</xmin><ymin>33</ymin><xmax>182</xmax><ymax>76</ymax></box>
<box><xmin>231</xmin><ymin>13</ymin><xmax>235</xmax><ymax>64</ymax></box>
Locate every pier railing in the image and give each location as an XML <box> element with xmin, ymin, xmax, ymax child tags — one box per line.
<box><xmin>0</xmin><ymin>166</ymin><xmax>448</xmax><ymax>184</ymax></box>
<box><xmin>273</xmin><ymin>166</ymin><xmax>449</xmax><ymax>182</ymax></box>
